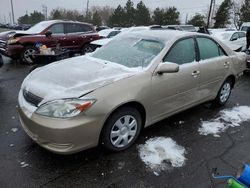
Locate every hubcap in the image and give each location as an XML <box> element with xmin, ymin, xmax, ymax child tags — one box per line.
<box><xmin>220</xmin><ymin>82</ymin><xmax>231</xmax><ymax>103</ymax></box>
<box><xmin>23</xmin><ymin>49</ymin><xmax>36</xmax><ymax>64</ymax></box>
<box><xmin>83</xmin><ymin>46</ymin><xmax>93</xmax><ymax>53</ymax></box>
<box><xmin>110</xmin><ymin>115</ymin><xmax>137</xmax><ymax>148</ymax></box>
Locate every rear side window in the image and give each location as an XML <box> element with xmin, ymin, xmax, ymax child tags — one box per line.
<box><xmin>65</xmin><ymin>23</ymin><xmax>93</xmax><ymax>33</ymax></box>
<box><xmin>49</xmin><ymin>24</ymin><xmax>64</xmax><ymax>34</ymax></box>
<box><xmin>164</xmin><ymin>38</ymin><xmax>196</xmax><ymax>65</ymax></box>
<box><xmin>196</xmin><ymin>37</ymin><xmax>226</xmax><ymax>60</ymax></box>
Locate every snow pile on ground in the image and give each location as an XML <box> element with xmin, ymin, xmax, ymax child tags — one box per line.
<box><xmin>138</xmin><ymin>137</ymin><xmax>186</xmax><ymax>172</ymax></box>
<box><xmin>199</xmin><ymin>106</ymin><xmax>250</xmax><ymax>137</ymax></box>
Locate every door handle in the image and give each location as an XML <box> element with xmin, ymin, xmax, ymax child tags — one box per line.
<box><xmin>191</xmin><ymin>70</ymin><xmax>200</xmax><ymax>77</ymax></box>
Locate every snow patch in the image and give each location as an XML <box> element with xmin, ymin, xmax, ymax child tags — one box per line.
<box><xmin>199</xmin><ymin>106</ymin><xmax>250</xmax><ymax>137</ymax></box>
<box><xmin>11</xmin><ymin>128</ymin><xmax>18</xmax><ymax>133</ymax></box>
<box><xmin>138</xmin><ymin>137</ymin><xmax>186</xmax><ymax>172</ymax></box>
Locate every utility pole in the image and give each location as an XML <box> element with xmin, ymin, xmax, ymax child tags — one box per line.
<box><xmin>10</xmin><ymin>0</ymin><xmax>15</xmax><ymax>24</ymax></box>
<box><xmin>86</xmin><ymin>0</ymin><xmax>89</xmax><ymax>17</ymax></box>
<box><xmin>185</xmin><ymin>13</ymin><xmax>189</xmax><ymax>24</ymax></box>
<box><xmin>207</xmin><ymin>0</ymin><xmax>215</xmax><ymax>28</ymax></box>
<box><xmin>42</xmin><ymin>5</ymin><xmax>48</xmax><ymax>20</ymax></box>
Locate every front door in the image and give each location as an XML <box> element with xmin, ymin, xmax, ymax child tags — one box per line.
<box><xmin>151</xmin><ymin>37</ymin><xmax>200</xmax><ymax>122</ymax></box>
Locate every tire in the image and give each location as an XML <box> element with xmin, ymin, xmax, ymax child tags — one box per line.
<box><xmin>21</xmin><ymin>46</ymin><xmax>37</xmax><ymax>64</ymax></box>
<box><xmin>101</xmin><ymin>107</ymin><xmax>142</xmax><ymax>152</ymax></box>
<box><xmin>81</xmin><ymin>44</ymin><xmax>94</xmax><ymax>55</ymax></box>
<box><xmin>213</xmin><ymin>78</ymin><xmax>232</xmax><ymax>106</ymax></box>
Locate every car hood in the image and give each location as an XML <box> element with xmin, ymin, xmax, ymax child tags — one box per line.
<box><xmin>91</xmin><ymin>38</ymin><xmax>112</xmax><ymax>46</ymax></box>
<box><xmin>0</xmin><ymin>30</ymin><xmax>33</xmax><ymax>40</ymax></box>
<box><xmin>21</xmin><ymin>55</ymin><xmax>142</xmax><ymax>105</ymax></box>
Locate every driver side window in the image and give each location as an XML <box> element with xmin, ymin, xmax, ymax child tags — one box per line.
<box><xmin>163</xmin><ymin>38</ymin><xmax>196</xmax><ymax>65</ymax></box>
<box><xmin>49</xmin><ymin>24</ymin><xmax>64</xmax><ymax>34</ymax></box>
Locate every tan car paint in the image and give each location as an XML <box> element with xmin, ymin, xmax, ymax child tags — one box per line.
<box><xmin>18</xmin><ymin>31</ymin><xmax>246</xmax><ymax>154</ymax></box>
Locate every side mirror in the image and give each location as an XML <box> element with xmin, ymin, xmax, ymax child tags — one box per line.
<box><xmin>156</xmin><ymin>62</ymin><xmax>179</xmax><ymax>74</ymax></box>
<box><xmin>45</xmin><ymin>30</ymin><xmax>52</xmax><ymax>37</ymax></box>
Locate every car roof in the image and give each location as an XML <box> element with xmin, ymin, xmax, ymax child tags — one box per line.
<box><xmin>40</xmin><ymin>20</ymin><xmax>92</xmax><ymax>26</ymax></box>
<box><xmin>123</xmin><ymin>30</ymin><xmax>204</xmax><ymax>42</ymax></box>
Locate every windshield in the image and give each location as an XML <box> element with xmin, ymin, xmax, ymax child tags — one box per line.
<box><xmin>91</xmin><ymin>37</ymin><xmax>164</xmax><ymax>68</ymax></box>
<box><xmin>26</xmin><ymin>21</ymin><xmax>53</xmax><ymax>34</ymax></box>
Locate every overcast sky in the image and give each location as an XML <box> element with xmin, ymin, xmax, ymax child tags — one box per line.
<box><xmin>0</xmin><ymin>0</ymin><xmax>224</xmax><ymax>24</ymax></box>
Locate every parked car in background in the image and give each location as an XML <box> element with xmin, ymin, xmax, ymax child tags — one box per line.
<box><xmin>212</xmin><ymin>31</ymin><xmax>246</xmax><ymax>51</ymax></box>
<box><xmin>0</xmin><ymin>20</ymin><xmax>99</xmax><ymax>64</ymax></box>
<box><xmin>18</xmin><ymin>30</ymin><xmax>246</xmax><ymax>154</ymax></box>
<box><xmin>90</xmin><ymin>26</ymin><xmax>167</xmax><ymax>51</ymax></box>
<box><xmin>96</xmin><ymin>26</ymin><xmax>110</xmax><ymax>32</ymax></box>
<box><xmin>163</xmin><ymin>25</ymin><xmax>196</xmax><ymax>32</ymax></box>
<box><xmin>240</xmin><ymin>22</ymin><xmax>250</xmax><ymax>32</ymax></box>
<box><xmin>90</xmin><ymin>29</ymin><xmax>122</xmax><ymax>51</ymax></box>
<box><xmin>98</xmin><ymin>28</ymin><xmax>121</xmax><ymax>39</ymax></box>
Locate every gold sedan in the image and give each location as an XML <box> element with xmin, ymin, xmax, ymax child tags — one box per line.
<box><xmin>18</xmin><ymin>30</ymin><xmax>246</xmax><ymax>154</ymax></box>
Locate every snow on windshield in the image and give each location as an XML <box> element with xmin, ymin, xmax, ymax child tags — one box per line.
<box><xmin>26</xmin><ymin>21</ymin><xmax>54</xmax><ymax>34</ymax></box>
<box><xmin>91</xmin><ymin>37</ymin><xmax>164</xmax><ymax>68</ymax></box>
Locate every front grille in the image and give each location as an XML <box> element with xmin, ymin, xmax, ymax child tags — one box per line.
<box><xmin>23</xmin><ymin>90</ymin><xmax>43</xmax><ymax>107</ymax></box>
<box><xmin>0</xmin><ymin>39</ymin><xmax>7</xmax><ymax>49</ymax></box>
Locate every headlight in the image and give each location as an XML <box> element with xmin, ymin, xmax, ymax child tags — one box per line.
<box><xmin>35</xmin><ymin>99</ymin><xmax>96</xmax><ymax>118</ymax></box>
<box><xmin>8</xmin><ymin>38</ymin><xmax>20</xmax><ymax>44</ymax></box>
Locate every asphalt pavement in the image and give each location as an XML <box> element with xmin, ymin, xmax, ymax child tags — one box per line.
<box><xmin>0</xmin><ymin>56</ymin><xmax>250</xmax><ymax>188</ymax></box>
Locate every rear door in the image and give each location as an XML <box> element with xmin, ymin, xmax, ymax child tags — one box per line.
<box><xmin>196</xmin><ymin>37</ymin><xmax>231</xmax><ymax>99</ymax></box>
<box><xmin>151</xmin><ymin>37</ymin><xmax>200</xmax><ymax>121</ymax></box>
<box><xmin>65</xmin><ymin>23</ymin><xmax>94</xmax><ymax>52</ymax></box>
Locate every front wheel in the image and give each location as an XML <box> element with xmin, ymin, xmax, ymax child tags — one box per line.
<box><xmin>21</xmin><ymin>46</ymin><xmax>37</xmax><ymax>64</ymax></box>
<box><xmin>213</xmin><ymin>78</ymin><xmax>232</xmax><ymax>106</ymax></box>
<box><xmin>101</xmin><ymin>107</ymin><xmax>142</xmax><ymax>152</ymax></box>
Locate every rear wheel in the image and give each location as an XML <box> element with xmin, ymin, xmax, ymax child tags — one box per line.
<box><xmin>101</xmin><ymin>107</ymin><xmax>142</xmax><ymax>152</ymax></box>
<box><xmin>213</xmin><ymin>78</ymin><xmax>232</xmax><ymax>106</ymax></box>
<box><xmin>21</xmin><ymin>46</ymin><xmax>37</xmax><ymax>64</ymax></box>
<box><xmin>81</xmin><ymin>44</ymin><xmax>94</xmax><ymax>54</ymax></box>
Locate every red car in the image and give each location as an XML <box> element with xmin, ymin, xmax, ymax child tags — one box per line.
<box><xmin>0</xmin><ymin>20</ymin><xmax>100</xmax><ymax>64</ymax></box>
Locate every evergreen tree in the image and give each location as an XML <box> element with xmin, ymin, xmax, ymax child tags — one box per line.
<box><xmin>108</xmin><ymin>5</ymin><xmax>126</xmax><ymax>27</ymax></box>
<box><xmin>18</xmin><ymin>14</ymin><xmax>29</xmax><ymax>24</ymax></box>
<box><xmin>152</xmin><ymin>8</ymin><xmax>165</xmax><ymax>25</ymax></box>
<box><xmin>240</xmin><ymin>0</ymin><xmax>250</xmax><ymax>24</ymax></box>
<box><xmin>124</xmin><ymin>0</ymin><xmax>135</xmax><ymax>27</ymax></box>
<box><xmin>92</xmin><ymin>11</ymin><xmax>102</xmax><ymax>26</ymax></box>
<box><xmin>163</xmin><ymin>7</ymin><xmax>180</xmax><ymax>25</ymax></box>
<box><xmin>214</xmin><ymin>0</ymin><xmax>232</xmax><ymax>28</ymax></box>
<box><xmin>134</xmin><ymin>1</ymin><xmax>151</xmax><ymax>26</ymax></box>
<box><xmin>188</xmin><ymin>14</ymin><xmax>206</xmax><ymax>26</ymax></box>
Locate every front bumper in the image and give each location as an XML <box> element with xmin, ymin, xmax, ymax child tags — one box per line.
<box><xmin>18</xmin><ymin>93</ymin><xmax>104</xmax><ymax>154</ymax></box>
<box><xmin>0</xmin><ymin>42</ymin><xmax>23</xmax><ymax>59</ymax></box>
